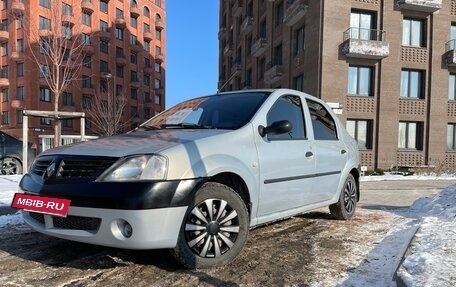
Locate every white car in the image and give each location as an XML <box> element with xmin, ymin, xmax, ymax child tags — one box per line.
<box><xmin>18</xmin><ymin>89</ymin><xmax>360</xmax><ymax>268</ymax></box>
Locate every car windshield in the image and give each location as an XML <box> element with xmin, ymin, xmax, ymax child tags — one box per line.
<box><xmin>140</xmin><ymin>92</ymin><xmax>270</xmax><ymax>130</ymax></box>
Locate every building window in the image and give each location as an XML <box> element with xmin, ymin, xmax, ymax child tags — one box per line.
<box><xmin>293</xmin><ymin>74</ymin><xmax>304</xmax><ymax>92</ymax></box>
<box><xmin>116</xmin><ymin>46</ymin><xmax>124</xmax><ymax>58</ymax></box>
<box><xmin>130</xmin><ymin>35</ymin><xmax>137</xmax><ymax>45</ymax></box>
<box><xmin>100</xmin><ymin>0</ymin><xmax>108</xmax><ymax>13</ymax></box>
<box><xmin>449</xmin><ymin>73</ymin><xmax>456</xmax><ymax>101</ymax></box>
<box><xmin>82</xmin><ymin>94</ymin><xmax>92</xmax><ymax>109</ymax></box>
<box><xmin>17</xmin><ymin>39</ymin><xmax>24</xmax><ymax>52</ymax></box>
<box><xmin>143</xmin><ymin>74</ymin><xmax>150</xmax><ymax>86</ymax></box>
<box><xmin>82</xmin><ymin>75</ymin><xmax>92</xmax><ymax>88</ymax></box>
<box><xmin>39</xmin><ymin>64</ymin><xmax>49</xmax><ymax>77</ymax></box>
<box><xmin>155</xmin><ymin>29</ymin><xmax>161</xmax><ymax>41</ymax></box>
<box><xmin>131</xmin><ymin>70</ymin><xmax>138</xmax><ymax>82</ymax></box>
<box><xmin>17</xmin><ymin>86</ymin><xmax>24</xmax><ymax>101</ymax></box>
<box><xmin>17</xmin><ymin>110</ymin><xmax>23</xmax><ymax>124</ymax></box>
<box><xmin>131</xmin><ymin>106</ymin><xmax>138</xmax><ymax>118</ymax></box>
<box><xmin>144</xmin><ymin>6</ymin><xmax>150</xmax><ymax>17</ymax></box>
<box><xmin>40</xmin><ymin>118</ymin><xmax>51</xmax><ymax>125</ymax></box>
<box><xmin>115</xmin><ymin>28</ymin><xmax>123</xmax><ymax>40</ymax></box>
<box><xmin>348</xmin><ymin>66</ymin><xmax>372</xmax><ymax>96</ymax></box>
<box><xmin>350</xmin><ymin>11</ymin><xmax>375</xmax><ymax>40</ymax></box>
<box><xmin>116</xmin><ymin>65</ymin><xmax>124</xmax><ymax>77</ymax></box>
<box><xmin>100</xmin><ymin>60</ymin><xmax>109</xmax><ymax>73</ymax></box>
<box><xmin>275</xmin><ymin>1</ymin><xmax>284</xmax><ymax>26</ymax></box>
<box><xmin>81</xmin><ymin>33</ymin><xmax>91</xmax><ymax>45</ymax></box>
<box><xmin>144</xmin><ymin>108</ymin><xmax>151</xmax><ymax>119</ymax></box>
<box><xmin>401</xmin><ymin>69</ymin><xmax>424</xmax><ymax>99</ymax></box>
<box><xmin>62</xmin><ymin>92</ymin><xmax>73</xmax><ymax>106</ymax></box>
<box><xmin>131</xmin><ymin>52</ymin><xmax>137</xmax><ymax>64</ymax></box>
<box><xmin>347</xmin><ymin>119</ymin><xmax>372</xmax><ymax>149</ymax></box>
<box><xmin>1</xmin><ymin>88</ymin><xmax>7</xmax><ymax>102</ymax></box>
<box><xmin>39</xmin><ymin>87</ymin><xmax>51</xmax><ymax>102</ymax></box>
<box><xmin>131</xmin><ymin>88</ymin><xmax>138</xmax><ymax>99</ymax></box>
<box><xmin>39</xmin><ymin>0</ymin><xmax>50</xmax><ymax>8</ymax></box>
<box><xmin>155</xmin><ymin>95</ymin><xmax>160</xmax><ymax>105</ymax></box>
<box><xmin>1</xmin><ymin>42</ymin><xmax>8</xmax><ymax>56</ymax></box>
<box><xmin>39</xmin><ymin>16</ymin><xmax>50</xmax><ymax>30</ymax></box>
<box><xmin>62</xmin><ymin>119</ymin><xmax>73</xmax><ymax>127</ymax></box>
<box><xmin>294</xmin><ymin>26</ymin><xmax>305</xmax><ymax>56</ymax></box>
<box><xmin>258</xmin><ymin>57</ymin><xmax>265</xmax><ymax>80</ymax></box>
<box><xmin>1</xmin><ymin>0</ymin><xmax>6</xmax><ymax>9</ymax></box>
<box><xmin>144</xmin><ymin>92</ymin><xmax>151</xmax><ymax>102</ymax></box>
<box><xmin>116</xmin><ymin>85</ymin><xmax>123</xmax><ymax>97</ymax></box>
<box><xmin>82</xmin><ymin>11</ymin><xmax>91</xmax><ymax>26</ymax></box>
<box><xmin>398</xmin><ymin>121</ymin><xmax>423</xmax><ymax>150</ymax></box>
<box><xmin>155</xmin><ymin>45</ymin><xmax>161</xmax><ymax>56</ymax></box>
<box><xmin>155</xmin><ymin>0</ymin><xmax>161</xmax><ymax>7</ymax></box>
<box><xmin>273</xmin><ymin>43</ymin><xmax>282</xmax><ymax>66</ymax></box>
<box><xmin>448</xmin><ymin>123</ymin><xmax>456</xmax><ymax>151</ymax></box>
<box><xmin>116</xmin><ymin>8</ymin><xmax>124</xmax><ymax>19</ymax></box>
<box><xmin>17</xmin><ymin>62</ymin><xmax>24</xmax><ymax>76</ymax></box>
<box><xmin>155</xmin><ymin>62</ymin><xmax>161</xmax><ymax>73</ymax></box>
<box><xmin>1</xmin><ymin>111</ymin><xmax>9</xmax><ymax>124</ymax></box>
<box><xmin>402</xmin><ymin>18</ymin><xmax>425</xmax><ymax>47</ymax></box>
<box><xmin>0</xmin><ymin>65</ymin><xmax>7</xmax><ymax>78</ymax></box>
<box><xmin>62</xmin><ymin>3</ymin><xmax>72</xmax><ymax>15</ymax></box>
<box><xmin>259</xmin><ymin>19</ymin><xmax>267</xmax><ymax>38</ymax></box>
<box><xmin>100</xmin><ymin>40</ymin><xmax>109</xmax><ymax>53</ymax></box>
<box><xmin>144</xmin><ymin>23</ymin><xmax>150</xmax><ymax>33</ymax></box>
<box><xmin>62</xmin><ymin>25</ymin><xmax>72</xmax><ymax>39</ymax></box>
<box><xmin>100</xmin><ymin>20</ymin><xmax>108</xmax><ymax>32</ymax></box>
<box><xmin>144</xmin><ymin>41</ymin><xmax>150</xmax><ymax>51</ymax></box>
<box><xmin>130</xmin><ymin>16</ymin><xmax>138</xmax><ymax>28</ymax></box>
<box><xmin>83</xmin><ymin>55</ymin><xmax>91</xmax><ymax>68</ymax></box>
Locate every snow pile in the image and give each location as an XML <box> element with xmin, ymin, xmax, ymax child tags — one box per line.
<box><xmin>397</xmin><ymin>184</ymin><xmax>456</xmax><ymax>286</ymax></box>
<box><xmin>0</xmin><ymin>175</ymin><xmax>24</xmax><ymax>228</ymax></box>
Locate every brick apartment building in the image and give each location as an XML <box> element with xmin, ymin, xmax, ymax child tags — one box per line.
<box><xmin>218</xmin><ymin>0</ymin><xmax>456</xmax><ymax>170</ymax></box>
<box><xmin>0</xmin><ymin>0</ymin><xmax>166</xmax><ymax>147</ymax></box>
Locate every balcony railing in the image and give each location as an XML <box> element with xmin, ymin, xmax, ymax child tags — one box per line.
<box><xmin>284</xmin><ymin>0</ymin><xmax>308</xmax><ymax>26</ymax></box>
<box><xmin>445</xmin><ymin>40</ymin><xmax>456</xmax><ymax>67</ymax></box>
<box><xmin>396</xmin><ymin>0</ymin><xmax>442</xmax><ymax>13</ymax></box>
<box><xmin>240</xmin><ymin>17</ymin><xmax>254</xmax><ymax>34</ymax></box>
<box><xmin>251</xmin><ymin>37</ymin><xmax>268</xmax><ymax>57</ymax></box>
<box><xmin>342</xmin><ymin>27</ymin><xmax>389</xmax><ymax>60</ymax></box>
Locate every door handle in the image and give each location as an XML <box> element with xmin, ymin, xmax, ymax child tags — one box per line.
<box><xmin>341</xmin><ymin>149</ymin><xmax>347</xmax><ymax>155</ymax></box>
<box><xmin>305</xmin><ymin>151</ymin><xmax>314</xmax><ymax>158</ymax></box>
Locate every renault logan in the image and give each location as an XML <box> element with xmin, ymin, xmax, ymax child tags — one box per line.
<box><xmin>17</xmin><ymin>89</ymin><xmax>360</xmax><ymax>268</ymax></box>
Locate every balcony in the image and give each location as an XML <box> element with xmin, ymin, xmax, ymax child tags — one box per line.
<box><xmin>99</xmin><ymin>30</ymin><xmax>111</xmax><ymax>41</ymax></box>
<box><xmin>218</xmin><ymin>27</ymin><xmax>227</xmax><ymax>40</ymax></box>
<box><xmin>155</xmin><ymin>53</ymin><xmax>164</xmax><ymax>63</ymax></box>
<box><xmin>144</xmin><ymin>31</ymin><xmax>153</xmax><ymax>41</ymax></box>
<box><xmin>0</xmin><ymin>78</ymin><xmax>9</xmax><ymax>87</ymax></box>
<box><xmin>130</xmin><ymin>80</ymin><xmax>141</xmax><ymax>88</ymax></box>
<box><xmin>81</xmin><ymin>0</ymin><xmax>94</xmax><ymax>13</ymax></box>
<box><xmin>445</xmin><ymin>40</ymin><xmax>456</xmax><ymax>67</ymax></box>
<box><xmin>12</xmin><ymin>0</ymin><xmax>25</xmax><ymax>15</ymax></box>
<box><xmin>233</xmin><ymin>0</ymin><xmax>243</xmax><ymax>17</ymax></box>
<box><xmin>82</xmin><ymin>44</ymin><xmax>95</xmax><ymax>55</ymax></box>
<box><xmin>115</xmin><ymin>17</ymin><xmax>126</xmax><ymax>28</ymax></box>
<box><xmin>11</xmin><ymin>51</ymin><xmax>24</xmax><ymax>61</ymax></box>
<box><xmin>231</xmin><ymin>63</ymin><xmax>242</xmax><ymax>77</ymax></box>
<box><xmin>224</xmin><ymin>45</ymin><xmax>233</xmax><ymax>57</ymax></box>
<box><xmin>241</xmin><ymin>17</ymin><xmax>254</xmax><ymax>34</ymax></box>
<box><xmin>251</xmin><ymin>37</ymin><xmax>268</xmax><ymax>57</ymax></box>
<box><xmin>341</xmin><ymin>28</ymin><xmax>389</xmax><ymax>60</ymax></box>
<box><xmin>116</xmin><ymin>55</ymin><xmax>127</xmax><ymax>66</ymax></box>
<box><xmin>284</xmin><ymin>0</ymin><xmax>308</xmax><ymax>26</ymax></box>
<box><xmin>396</xmin><ymin>0</ymin><xmax>442</xmax><ymax>13</ymax></box>
<box><xmin>144</xmin><ymin>66</ymin><xmax>154</xmax><ymax>74</ymax></box>
<box><xmin>155</xmin><ymin>19</ymin><xmax>164</xmax><ymax>30</ymax></box>
<box><xmin>130</xmin><ymin>6</ymin><xmax>140</xmax><ymax>17</ymax></box>
<box><xmin>62</xmin><ymin>14</ymin><xmax>75</xmax><ymax>25</ymax></box>
<box><xmin>131</xmin><ymin>42</ymin><xmax>143</xmax><ymax>52</ymax></box>
<box><xmin>264</xmin><ymin>64</ymin><xmax>283</xmax><ymax>84</ymax></box>
<box><xmin>0</xmin><ymin>30</ymin><xmax>8</xmax><ymax>42</ymax></box>
<box><xmin>38</xmin><ymin>29</ymin><xmax>53</xmax><ymax>38</ymax></box>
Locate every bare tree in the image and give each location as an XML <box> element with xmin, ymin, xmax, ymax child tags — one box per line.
<box><xmin>83</xmin><ymin>75</ymin><xmax>128</xmax><ymax>136</ymax></box>
<box><xmin>21</xmin><ymin>2</ymin><xmax>85</xmax><ymax>147</ymax></box>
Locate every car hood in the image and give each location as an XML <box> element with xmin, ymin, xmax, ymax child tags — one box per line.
<box><xmin>41</xmin><ymin>129</ymin><xmax>231</xmax><ymax>158</ymax></box>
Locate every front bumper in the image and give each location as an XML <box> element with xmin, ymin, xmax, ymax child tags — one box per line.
<box><xmin>23</xmin><ymin>205</ymin><xmax>188</xmax><ymax>249</ymax></box>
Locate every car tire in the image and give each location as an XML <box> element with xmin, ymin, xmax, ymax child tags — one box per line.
<box><xmin>329</xmin><ymin>174</ymin><xmax>358</xmax><ymax>220</ymax></box>
<box><xmin>1</xmin><ymin>157</ymin><xmax>22</xmax><ymax>175</ymax></box>
<box><xmin>172</xmin><ymin>182</ymin><xmax>249</xmax><ymax>269</ymax></box>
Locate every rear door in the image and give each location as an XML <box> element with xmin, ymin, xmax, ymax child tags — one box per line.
<box><xmin>256</xmin><ymin>94</ymin><xmax>315</xmax><ymax>216</ymax></box>
<box><xmin>306</xmin><ymin>99</ymin><xmax>348</xmax><ymax>202</ymax></box>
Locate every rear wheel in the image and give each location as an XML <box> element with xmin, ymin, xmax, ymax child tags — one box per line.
<box><xmin>330</xmin><ymin>174</ymin><xmax>358</xmax><ymax>220</ymax></box>
<box><xmin>173</xmin><ymin>182</ymin><xmax>249</xmax><ymax>268</ymax></box>
<box><xmin>1</xmin><ymin>157</ymin><xmax>22</xmax><ymax>175</ymax></box>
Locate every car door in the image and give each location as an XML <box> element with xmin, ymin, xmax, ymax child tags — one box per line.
<box><xmin>306</xmin><ymin>99</ymin><xmax>348</xmax><ymax>202</ymax></box>
<box><xmin>256</xmin><ymin>94</ymin><xmax>316</xmax><ymax>217</ymax></box>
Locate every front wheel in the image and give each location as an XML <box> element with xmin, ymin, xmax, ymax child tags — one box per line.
<box><xmin>1</xmin><ymin>157</ymin><xmax>22</xmax><ymax>175</ymax></box>
<box><xmin>329</xmin><ymin>174</ymin><xmax>358</xmax><ymax>220</ymax></box>
<box><xmin>172</xmin><ymin>182</ymin><xmax>249</xmax><ymax>269</ymax></box>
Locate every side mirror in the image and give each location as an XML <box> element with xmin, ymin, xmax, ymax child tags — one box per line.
<box><xmin>258</xmin><ymin>120</ymin><xmax>293</xmax><ymax>137</ymax></box>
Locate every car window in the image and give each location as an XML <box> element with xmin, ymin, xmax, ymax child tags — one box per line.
<box><xmin>267</xmin><ymin>95</ymin><xmax>306</xmax><ymax>140</ymax></box>
<box><xmin>306</xmin><ymin>99</ymin><xmax>338</xmax><ymax>140</ymax></box>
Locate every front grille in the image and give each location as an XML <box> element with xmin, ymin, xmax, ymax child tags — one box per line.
<box><xmin>28</xmin><ymin>212</ymin><xmax>101</xmax><ymax>232</ymax></box>
<box><xmin>30</xmin><ymin>156</ymin><xmax>117</xmax><ymax>179</ymax></box>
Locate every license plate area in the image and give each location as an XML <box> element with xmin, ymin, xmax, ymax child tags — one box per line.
<box><xmin>12</xmin><ymin>193</ymin><xmax>71</xmax><ymax>217</ymax></box>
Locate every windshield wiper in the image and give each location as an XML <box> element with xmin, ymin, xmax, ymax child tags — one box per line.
<box><xmin>160</xmin><ymin>123</ymin><xmax>215</xmax><ymax>129</ymax></box>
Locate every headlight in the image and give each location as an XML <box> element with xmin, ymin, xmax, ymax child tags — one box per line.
<box><xmin>98</xmin><ymin>155</ymin><xmax>168</xmax><ymax>182</ymax></box>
